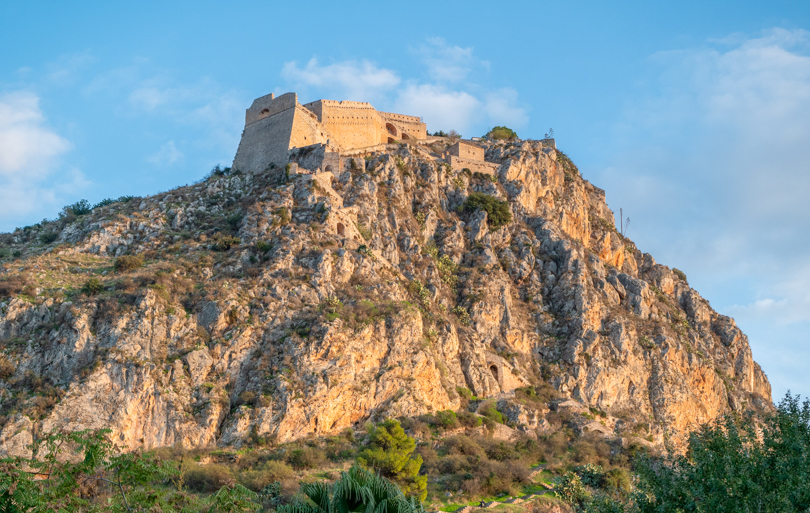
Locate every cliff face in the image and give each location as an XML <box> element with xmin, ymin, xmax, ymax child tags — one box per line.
<box><xmin>0</xmin><ymin>139</ymin><xmax>771</xmax><ymax>456</ymax></box>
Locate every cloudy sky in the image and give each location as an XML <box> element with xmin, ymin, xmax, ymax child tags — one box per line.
<box><xmin>1</xmin><ymin>1</ymin><xmax>809</xmax><ymax>398</ymax></box>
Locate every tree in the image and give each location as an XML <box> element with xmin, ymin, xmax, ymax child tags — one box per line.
<box><xmin>634</xmin><ymin>393</ymin><xmax>810</xmax><ymax>512</ymax></box>
<box><xmin>278</xmin><ymin>466</ymin><xmax>425</xmax><ymax>513</ymax></box>
<box><xmin>485</xmin><ymin>126</ymin><xmax>518</xmax><ymax>141</ymax></box>
<box><xmin>357</xmin><ymin>419</ymin><xmax>427</xmax><ymax>500</ymax></box>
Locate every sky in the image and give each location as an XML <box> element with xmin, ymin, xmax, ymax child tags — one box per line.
<box><xmin>1</xmin><ymin>0</ymin><xmax>809</xmax><ymax>399</ymax></box>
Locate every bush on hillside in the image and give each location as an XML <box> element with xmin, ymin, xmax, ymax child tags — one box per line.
<box><xmin>460</xmin><ymin>192</ymin><xmax>512</xmax><ymax>229</ymax></box>
<box><xmin>184</xmin><ymin>464</ymin><xmax>235</xmax><ymax>493</ymax></box>
<box><xmin>62</xmin><ymin>199</ymin><xmax>93</xmax><ymax>217</ymax></box>
<box><xmin>287</xmin><ymin>446</ymin><xmax>325</xmax><ymax>469</ymax></box>
<box><xmin>114</xmin><ymin>255</ymin><xmax>144</xmax><ymax>272</ymax></box>
<box><xmin>0</xmin><ymin>273</ymin><xmax>30</xmax><ymax>297</ymax></box>
<box><xmin>81</xmin><ymin>278</ymin><xmax>103</xmax><ymax>296</ymax></box>
<box><xmin>39</xmin><ymin>232</ymin><xmax>59</xmax><ymax>244</ymax></box>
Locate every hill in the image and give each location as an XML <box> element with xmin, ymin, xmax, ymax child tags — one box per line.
<box><xmin>0</xmin><ymin>137</ymin><xmax>771</xmax><ymax>462</ymax></box>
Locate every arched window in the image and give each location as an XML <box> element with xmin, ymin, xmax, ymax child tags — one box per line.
<box><xmin>386</xmin><ymin>123</ymin><xmax>397</xmax><ymax>136</ymax></box>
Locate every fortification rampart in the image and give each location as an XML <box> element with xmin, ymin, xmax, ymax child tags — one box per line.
<box><xmin>233</xmin><ymin>91</ymin><xmax>428</xmax><ymax>174</ymax></box>
<box><xmin>246</xmin><ymin>92</ymin><xmax>299</xmax><ymax>126</ymax></box>
<box><xmin>445</xmin><ymin>140</ymin><xmax>499</xmax><ymax>175</ymax></box>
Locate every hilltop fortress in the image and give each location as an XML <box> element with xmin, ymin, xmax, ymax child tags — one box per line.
<box><xmin>232</xmin><ymin>92</ymin><xmax>429</xmax><ymax>174</ymax></box>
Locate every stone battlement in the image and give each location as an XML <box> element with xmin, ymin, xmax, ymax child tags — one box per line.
<box><xmin>233</xmin><ymin>92</ymin><xmax>427</xmax><ymax>174</ymax></box>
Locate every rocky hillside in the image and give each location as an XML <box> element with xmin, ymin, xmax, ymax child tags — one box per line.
<box><xmin>0</xmin><ymin>139</ymin><xmax>771</xmax><ymax>457</ymax></box>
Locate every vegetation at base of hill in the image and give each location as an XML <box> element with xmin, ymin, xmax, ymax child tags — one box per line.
<box><xmin>357</xmin><ymin>419</ymin><xmax>427</xmax><ymax>500</ymax></box>
<box><xmin>0</xmin><ymin>428</ymin><xmax>260</xmax><ymax>512</ymax></box>
<box><xmin>2</xmin><ymin>395</ymin><xmax>804</xmax><ymax>512</ymax></box>
<box><xmin>278</xmin><ymin>466</ymin><xmax>426</xmax><ymax>513</ymax></box>
<box><xmin>460</xmin><ymin>192</ymin><xmax>513</xmax><ymax>229</ymax></box>
<box><xmin>485</xmin><ymin>126</ymin><xmax>518</xmax><ymax>141</ymax></box>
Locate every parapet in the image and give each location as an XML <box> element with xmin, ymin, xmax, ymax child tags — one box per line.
<box><xmin>245</xmin><ymin>92</ymin><xmax>298</xmax><ymax>126</ymax></box>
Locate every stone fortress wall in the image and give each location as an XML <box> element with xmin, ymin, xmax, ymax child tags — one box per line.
<box><xmin>233</xmin><ymin>91</ymin><xmax>499</xmax><ymax>179</ymax></box>
<box><xmin>446</xmin><ymin>141</ymin><xmax>500</xmax><ymax>176</ymax></box>
<box><xmin>303</xmin><ymin>99</ymin><xmax>385</xmax><ymax>150</ymax></box>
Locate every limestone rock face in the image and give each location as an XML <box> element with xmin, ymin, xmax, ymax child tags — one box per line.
<box><xmin>0</xmin><ymin>139</ymin><xmax>770</xmax><ymax>454</ymax></box>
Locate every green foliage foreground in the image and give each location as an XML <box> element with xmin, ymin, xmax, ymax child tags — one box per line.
<box><xmin>357</xmin><ymin>419</ymin><xmax>427</xmax><ymax>501</ymax></box>
<box><xmin>0</xmin><ymin>429</ymin><xmax>260</xmax><ymax>512</ymax></box>
<box><xmin>278</xmin><ymin>466</ymin><xmax>425</xmax><ymax>513</ymax></box>
<box><xmin>633</xmin><ymin>393</ymin><xmax>810</xmax><ymax>513</ymax></box>
<box><xmin>564</xmin><ymin>393</ymin><xmax>810</xmax><ymax>512</ymax></box>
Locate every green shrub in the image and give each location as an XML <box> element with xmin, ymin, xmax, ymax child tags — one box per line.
<box><xmin>604</xmin><ymin>467</ymin><xmax>631</xmax><ymax>492</ymax></box>
<box><xmin>275</xmin><ymin>207</ymin><xmax>290</xmax><ymax>226</ymax></box>
<box><xmin>434</xmin><ymin>410</ymin><xmax>459</xmax><ymax>430</ymax></box>
<box><xmin>92</xmin><ymin>196</ymin><xmax>134</xmax><ymax>209</ymax></box>
<box><xmin>239</xmin><ymin>461</ymin><xmax>294</xmax><ymax>492</ymax></box>
<box><xmin>673</xmin><ymin>268</ymin><xmax>688</xmax><ymax>283</ymax></box>
<box><xmin>235</xmin><ymin>391</ymin><xmax>257</xmax><ymax>408</ymax></box>
<box><xmin>486</xmin><ymin>126</ymin><xmax>518</xmax><ymax>140</ymax></box>
<box><xmin>114</xmin><ymin>255</ymin><xmax>144</xmax><ymax>272</ymax></box>
<box><xmin>0</xmin><ymin>356</ymin><xmax>15</xmax><ymax>380</ymax></box>
<box><xmin>575</xmin><ymin>463</ymin><xmax>606</xmax><ymax>487</ymax></box>
<box><xmin>460</xmin><ymin>192</ymin><xmax>512</xmax><ymax>229</ymax></box>
<box><xmin>39</xmin><ymin>232</ymin><xmax>59</xmax><ymax>244</ymax></box>
<box><xmin>212</xmin><ymin>233</ymin><xmax>241</xmax><ymax>251</ymax></box>
<box><xmin>0</xmin><ymin>274</ymin><xmax>29</xmax><ymax>297</ymax></box>
<box><xmin>556</xmin><ymin>472</ymin><xmax>590</xmax><ymax>506</ymax></box>
<box><xmin>63</xmin><ymin>199</ymin><xmax>93</xmax><ymax>216</ymax></box>
<box><xmin>287</xmin><ymin>446</ymin><xmax>325</xmax><ymax>469</ymax></box>
<box><xmin>226</xmin><ymin>213</ymin><xmax>244</xmax><ymax>231</ymax></box>
<box><xmin>81</xmin><ymin>278</ymin><xmax>103</xmax><ymax>296</ymax></box>
<box><xmin>185</xmin><ymin>464</ymin><xmax>235</xmax><ymax>493</ymax></box>
<box><xmin>256</xmin><ymin>240</ymin><xmax>273</xmax><ymax>253</ymax></box>
<box><xmin>479</xmin><ymin>403</ymin><xmax>504</xmax><ymax>424</ymax></box>
<box><xmin>456</xmin><ymin>410</ymin><xmax>482</xmax><ymax>428</ymax></box>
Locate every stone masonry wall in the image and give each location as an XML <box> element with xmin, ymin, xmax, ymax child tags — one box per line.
<box><xmin>448</xmin><ymin>155</ymin><xmax>500</xmax><ymax>176</ymax></box>
<box><xmin>379</xmin><ymin>112</ymin><xmax>426</xmax><ymax>141</ymax></box>
<box><xmin>246</xmin><ymin>92</ymin><xmax>298</xmax><ymax>126</ymax></box>
<box><xmin>304</xmin><ymin>100</ymin><xmax>383</xmax><ymax>149</ymax></box>
<box><xmin>235</xmin><ymin>92</ymin><xmax>428</xmax><ymax>173</ymax></box>
<box><xmin>449</xmin><ymin>141</ymin><xmax>485</xmax><ymax>160</ymax></box>
<box><xmin>232</xmin><ymin>107</ymin><xmax>297</xmax><ymax>174</ymax></box>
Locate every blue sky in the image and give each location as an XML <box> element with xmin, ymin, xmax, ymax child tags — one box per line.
<box><xmin>2</xmin><ymin>1</ymin><xmax>809</xmax><ymax>399</ymax></box>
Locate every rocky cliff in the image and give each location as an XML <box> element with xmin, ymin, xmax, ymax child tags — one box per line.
<box><xmin>0</xmin><ymin>139</ymin><xmax>771</xmax><ymax>457</ymax></box>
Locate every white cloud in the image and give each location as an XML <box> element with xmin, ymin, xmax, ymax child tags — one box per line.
<box><xmin>280</xmin><ymin>39</ymin><xmax>528</xmax><ymax>136</ymax></box>
<box><xmin>46</xmin><ymin>51</ymin><xmax>95</xmax><ymax>86</ymax></box>
<box><xmin>0</xmin><ymin>91</ymin><xmax>71</xmax><ymax>178</ymax></box>
<box><xmin>483</xmin><ymin>88</ymin><xmax>529</xmax><ymax>129</ymax></box>
<box><xmin>414</xmin><ymin>37</ymin><xmax>488</xmax><ymax>83</ymax></box>
<box><xmin>281</xmin><ymin>58</ymin><xmax>401</xmax><ymax>103</ymax></box>
<box><xmin>0</xmin><ymin>91</ymin><xmax>86</xmax><ymax>226</ymax></box>
<box><xmin>147</xmin><ymin>141</ymin><xmax>184</xmax><ymax>166</ymax></box>
<box><xmin>394</xmin><ymin>84</ymin><xmax>481</xmax><ymax>134</ymax></box>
